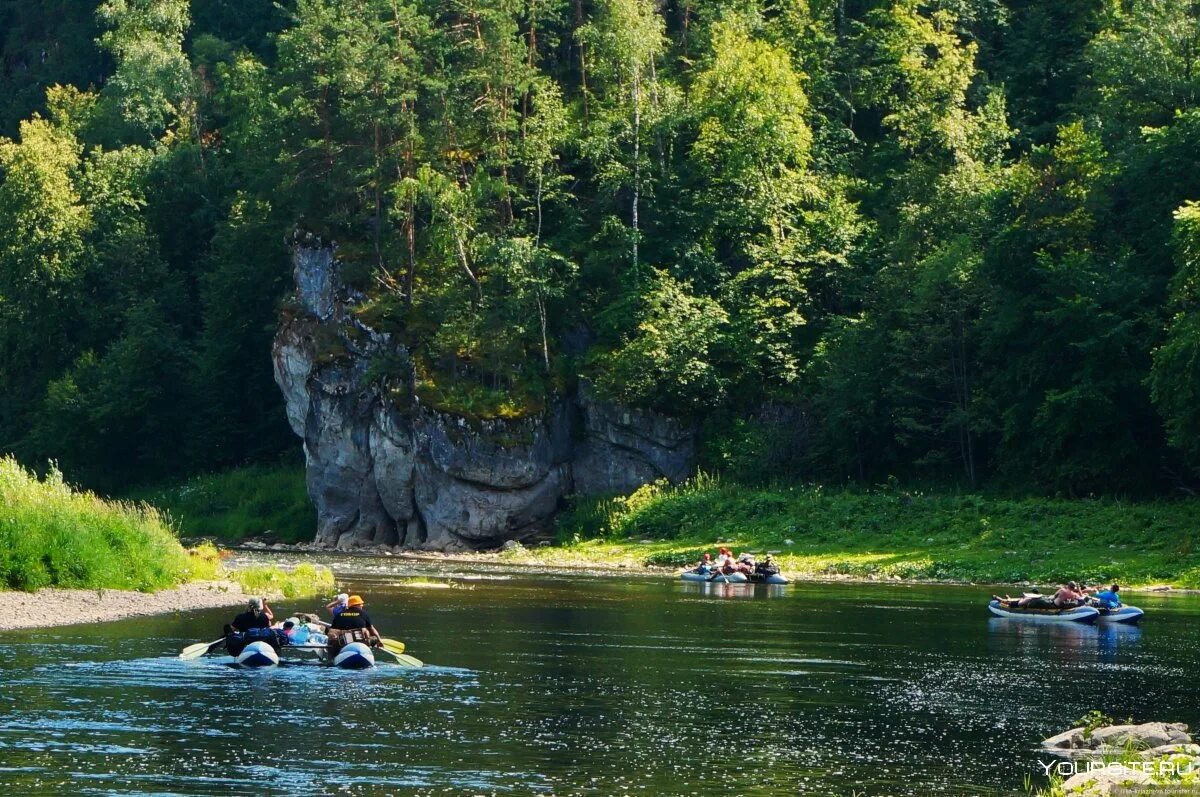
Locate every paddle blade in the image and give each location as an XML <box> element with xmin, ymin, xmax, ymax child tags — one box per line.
<box><xmin>380</xmin><ymin>638</ymin><xmax>405</xmax><ymax>655</ymax></box>
<box><xmin>179</xmin><ymin>638</ymin><xmax>223</xmax><ymax>660</ymax></box>
<box><xmin>394</xmin><ymin>653</ymin><xmax>423</xmax><ymax>668</ymax></box>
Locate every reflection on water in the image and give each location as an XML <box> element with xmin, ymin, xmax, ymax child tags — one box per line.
<box><xmin>1</xmin><ymin>559</ymin><xmax>1197</xmax><ymax>796</ymax></box>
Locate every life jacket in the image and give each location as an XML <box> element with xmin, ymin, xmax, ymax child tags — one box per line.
<box><xmin>326</xmin><ymin>628</ymin><xmax>372</xmax><ymax>654</ymax></box>
<box><xmin>225</xmin><ymin>627</ymin><xmax>287</xmax><ymax>656</ymax></box>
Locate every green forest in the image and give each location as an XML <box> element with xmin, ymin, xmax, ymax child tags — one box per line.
<box><xmin>4</xmin><ymin>0</ymin><xmax>1200</xmax><ymax>498</ymax></box>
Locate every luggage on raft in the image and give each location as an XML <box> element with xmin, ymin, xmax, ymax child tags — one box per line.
<box><xmin>987</xmin><ymin>600</ymin><xmax>1099</xmax><ymax>624</ymax></box>
<box><xmin>226</xmin><ymin>627</ymin><xmax>287</xmax><ymax>660</ymax></box>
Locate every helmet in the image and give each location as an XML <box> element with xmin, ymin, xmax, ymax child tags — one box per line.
<box><xmin>347</xmin><ymin>595</ymin><xmax>364</xmax><ymax>607</ymax></box>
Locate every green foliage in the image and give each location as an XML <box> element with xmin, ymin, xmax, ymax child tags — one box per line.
<box><xmin>1151</xmin><ymin>202</ymin><xmax>1200</xmax><ymax>470</ymax></box>
<box><xmin>132</xmin><ymin>461</ymin><xmax>315</xmax><ymax>543</ymax></box>
<box><xmin>0</xmin><ymin>455</ymin><xmax>201</xmax><ymax>591</ymax></box>
<box><xmin>6</xmin><ymin>0</ymin><xmax>1200</xmax><ymax>504</ymax></box>
<box><xmin>230</xmin><ymin>562</ymin><xmax>335</xmax><ymax>599</ymax></box>
<box><xmin>551</xmin><ymin>477</ymin><xmax>1200</xmax><ymax>587</ymax></box>
<box><xmin>590</xmin><ymin>271</ymin><xmax>729</xmax><ymax>414</ymax></box>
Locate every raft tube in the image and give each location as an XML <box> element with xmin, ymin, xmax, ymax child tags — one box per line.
<box><xmin>236</xmin><ymin>640</ymin><xmax>280</xmax><ymax>667</ymax></box>
<box><xmin>333</xmin><ymin>642</ymin><xmax>375</xmax><ymax>669</ymax></box>
<box><xmin>987</xmin><ymin>600</ymin><xmax>1099</xmax><ymax>624</ymax></box>
<box><xmin>749</xmin><ymin>573</ymin><xmax>790</xmax><ymax>585</ymax></box>
<box><xmin>1096</xmin><ymin>605</ymin><xmax>1144</xmax><ymax>624</ymax></box>
<box><xmin>680</xmin><ymin>571</ymin><xmax>749</xmax><ymax>583</ymax></box>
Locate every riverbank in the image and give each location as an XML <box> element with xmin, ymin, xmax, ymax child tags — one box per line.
<box><xmin>0</xmin><ymin>562</ymin><xmax>337</xmax><ymax>631</ymax></box>
<box><xmin>0</xmin><ymin>580</ymin><xmax>251</xmax><ymax>631</ymax></box>
<box><xmin>540</xmin><ymin>479</ymin><xmax>1200</xmax><ymax>589</ymax></box>
<box><xmin>148</xmin><ymin>463</ymin><xmax>1200</xmax><ymax>588</ymax></box>
<box><xmin>0</xmin><ymin>456</ymin><xmax>215</xmax><ymax>592</ymax></box>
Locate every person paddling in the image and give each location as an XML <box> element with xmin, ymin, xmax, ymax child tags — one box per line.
<box><xmin>1094</xmin><ymin>583</ymin><xmax>1122</xmax><ymax>609</ymax></box>
<box><xmin>1053</xmin><ymin>581</ymin><xmax>1086</xmax><ymax>608</ymax></box>
<box><xmin>231</xmin><ymin>597</ymin><xmax>274</xmax><ymax>631</ymax></box>
<box><xmin>329</xmin><ymin>595</ymin><xmax>382</xmax><ymax>650</ymax></box>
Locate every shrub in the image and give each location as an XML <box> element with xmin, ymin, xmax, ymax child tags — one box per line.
<box><xmin>0</xmin><ymin>456</ymin><xmax>196</xmax><ymax>591</ymax></box>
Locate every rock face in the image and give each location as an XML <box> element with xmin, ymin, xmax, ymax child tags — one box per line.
<box><xmin>272</xmin><ymin>242</ymin><xmax>697</xmax><ymax>550</ymax></box>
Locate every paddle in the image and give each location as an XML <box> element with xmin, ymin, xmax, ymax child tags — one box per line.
<box><xmin>379</xmin><ymin>638</ymin><xmax>406</xmax><ymax>656</ymax></box>
<box><xmin>375</xmin><ymin>647</ymin><xmax>424</xmax><ymax>668</ymax></box>
<box><xmin>376</xmin><ymin>638</ymin><xmax>423</xmax><ymax>668</ymax></box>
<box><xmin>179</xmin><ymin>637</ymin><xmax>225</xmax><ymax>660</ymax></box>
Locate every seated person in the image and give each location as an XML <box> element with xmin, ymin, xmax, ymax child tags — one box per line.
<box><xmin>735</xmin><ymin>553</ymin><xmax>756</xmax><ymax>574</ymax></box>
<box><xmin>755</xmin><ymin>555</ymin><xmax>780</xmax><ymax>577</ymax></box>
<box><xmin>231</xmin><ymin>597</ymin><xmax>273</xmax><ymax>631</ymax></box>
<box><xmin>325</xmin><ymin>592</ymin><xmax>350</xmax><ymax>618</ymax></box>
<box><xmin>1053</xmin><ymin>581</ymin><xmax>1086</xmax><ymax>608</ymax></box>
<box><xmin>694</xmin><ymin>553</ymin><xmax>713</xmax><ymax>574</ymax></box>
<box><xmin>328</xmin><ymin>595</ymin><xmax>382</xmax><ymax>651</ymax></box>
<box><xmin>714</xmin><ymin>547</ymin><xmax>735</xmax><ymax>573</ymax></box>
<box><xmin>992</xmin><ymin>591</ymin><xmax>1057</xmax><ymax>609</ymax></box>
<box><xmin>1093</xmin><ymin>583</ymin><xmax>1122</xmax><ymax>609</ymax></box>
<box><xmin>224</xmin><ymin>597</ymin><xmax>280</xmax><ymax>655</ymax></box>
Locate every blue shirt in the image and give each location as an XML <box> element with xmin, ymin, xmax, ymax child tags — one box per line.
<box><xmin>1095</xmin><ymin>590</ymin><xmax>1121</xmax><ymax>608</ymax></box>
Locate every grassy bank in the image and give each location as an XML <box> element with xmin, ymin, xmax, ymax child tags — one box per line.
<box><xmin>0</xmin><ymin>456</ymin><xmax>333</xmax><ymax>598</ymax></box>
<box><xmin>0</xmin><ymin>456</ymin><xmax>217</xmax><ymax>591</ymax></box>
<box><xmin>133</xmin><ymin>462</ymin><xmax>315</xmax><ymax>543</ymax></box>
<box><xmin>515</xmin><ymin>477</ymin><xmax>1200</xmax><ymax>588</ymax></box>
<box><xmin>231</xmin><ymin>562</ymin><xmax>336</xmax><ymax>599</ymax></box>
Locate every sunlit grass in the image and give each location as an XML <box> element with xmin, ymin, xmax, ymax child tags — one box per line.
<box><xmin>230</xmin><ymin>562</ymin><xmax>335</xmax><ymax>599</ymax></box>
<box><xmin>0</xmin><ymin>456</ymin><xmax>202</xmax><ymax>592</ymax></box>
<box><xmin>545</xmin><ymin>476</ymin><xmax>1200</xmax><ymax>587</ymax></box>
<box><xmin>132</xmin><ymin>462</ymin><xmax>314</xmax><ymax>543</ymax></box>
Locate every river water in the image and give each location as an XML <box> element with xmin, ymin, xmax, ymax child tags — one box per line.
<box><xmin>1</xmin><ymin>556</ymin><xmax>1198</xmax><ymax>796</ymax></box>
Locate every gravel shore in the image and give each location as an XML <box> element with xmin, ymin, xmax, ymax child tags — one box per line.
<box><xmin>0</xmin><ymin>580</ymin><xmax>250</xmax><ymax>631</ymax></box>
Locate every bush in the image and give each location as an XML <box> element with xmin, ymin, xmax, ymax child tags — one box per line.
<box><xmin>133</xmin><ymin>461</ymin><xmax>315</xmax><ymax>542</ymax></box>
<box><xmin>0</xmin><ymin>456</ymin><xmax>197</xmax><ymax>591</ymax></box>
<box><xmin>232</xmin><ymin>562</ymin><xmax>335</xmax><ymax>599</ymax></box>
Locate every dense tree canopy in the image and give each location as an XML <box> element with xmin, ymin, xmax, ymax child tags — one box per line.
<box><xmin>4</xmin><ymin>0</ymin><xmax>1200</xmax><ymax>495</ymax></box>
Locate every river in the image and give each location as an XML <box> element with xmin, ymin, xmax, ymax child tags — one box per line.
<box><xmin>1</xmin><ymin>556</ymin><xmax>1198</xmax><ymax>796</ymax></box>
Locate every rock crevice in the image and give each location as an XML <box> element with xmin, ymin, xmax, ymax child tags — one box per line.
<box><xmin>272</xmin><ymin>243</ymin><xmax>696</xmax><ymax>550</ymax></box>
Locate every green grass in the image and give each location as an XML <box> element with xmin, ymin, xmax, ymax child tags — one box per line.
<box><xmin>230</xmin><ymin>562</ymin><xmax>335</xmax><ymax>599</ymax></box>
<box><xmin>528</xmin><ymin>475</ymin><xmax>1200</xmax><ymax>588</ymax></box>
<box><xmin>132</xmin><ymin>462</ymin><xmax>315</xmax><ymax>543</ymax></box>
<box><xmin>0</xmin><ymin>456</ymin><xmax>215</xmax><ymax>592</ymax></box>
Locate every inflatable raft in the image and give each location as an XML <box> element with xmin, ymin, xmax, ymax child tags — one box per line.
<box><xmin>1096</xmin><ymin>605</ymin><xmax>1144</xmax><ymax>624</ymax></box>
<box><xmin>679</xmin><ymin>571</ymin><xmax>790</xmax><ymax>584</ymax></box>
<box><xmin>681</xmin><ymin>571</ymin><xmax>748</xmax><ymax>583</ymax></box>
<box><xmin>235</xmin><ymin>640</ymin><xmax>281</xmax><ymax>667</ymax></box>
<box><xmin>987</xmin><ymin>600</ymin><xmax>1099</xmax><ymax>624</ymax></box>
<box><xmin>332</xmin><ymin>642</ymin><xmax>376</xmax><ymax>669</ymax></box>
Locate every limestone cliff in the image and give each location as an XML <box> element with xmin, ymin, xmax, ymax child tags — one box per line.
<box><xmin>272</xmin><ymin>241</ymin><xmax>695</xmax><ymax>550</ymax></box>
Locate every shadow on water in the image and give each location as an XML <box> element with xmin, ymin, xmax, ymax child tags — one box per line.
<box><xmin>1</xmin><ymin>560</ymin><xmax>1198</xmax><ymax>796</ymax></box>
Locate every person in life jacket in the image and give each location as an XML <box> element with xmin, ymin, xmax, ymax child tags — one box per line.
<box><xmin>224</xmin><ymin>597</ymin><xmax>279</xmax><ymax>656</ymax></box>
<box><xmin>328</xmin><ymin>595</ymin><xmax>382</xmax><ymax>651</ymax></box>
<box><xmin>231</xmin><ymin>597</ymin><xmax>273</xmax><ymax>631</ymax></box>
